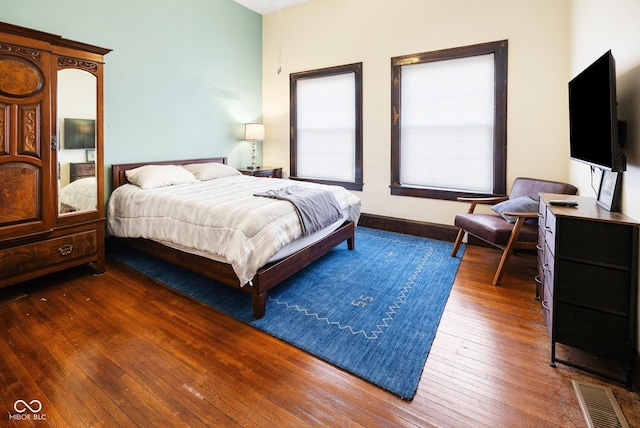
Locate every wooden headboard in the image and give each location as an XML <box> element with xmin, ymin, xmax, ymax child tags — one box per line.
<box><xmin>111</xmin><ymin>157</ymin><xmax>227</xmax><ymax>189</ymax></box>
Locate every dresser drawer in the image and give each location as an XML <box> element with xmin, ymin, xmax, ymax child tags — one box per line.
<box><xmin>536</xmin><ymin>228</ymin><xmax>545</xmax><ymax>264</ymax></box>
<box><xmin>556</xmin><ymin>219</ymin><xmax>633</xmax><ymax>267</ymax></box>
<box><xmin>542</xmin><ymin>284</ymin><xmax>553</xmax><ymax>339</ymax></box>
<box><xmin>70</xmin><ymin>162</ymin><xmax>96</xmax><ymax>181</ymax></box>
<box><xmin>554</xmin><ymin>302</ymin><xmax>629</xmax><ymax>360</ymax></box>
<box><xmin>537</xmin><ymin>226</ymin><xmax>545</xmax><ymax>250</ymax></box>
<box><xmin>538</xmin><ymin>200</ymin><xmax>546</xmax><ymax>226</ymax></box>
<box><xmin>555</xmin><ymin>260</ymin><xmax>631</xmax><ymax>315</ymax></box>
<box><xmin>0</xmin><ymin>231</ymin><xmax>97</xmax><ymax>278</ymax></box>
<box><xmin>535</xmin><ymin>228</ymin><xmax>545</xmax><ymax>299</ymax></box>
<box><xmin>538</xmin><ymin>199</ymin><xmax>545</xmax><ymax>214</ymax></box>
<box><xmin>544</xmin><ymin>208</ymin><xmax>556</xmax><ymax>256</ymax></box>
<box><xmin>542</xmin><ymin>242</ymin><xmax>555</xmax><ymax>295</ymax></box>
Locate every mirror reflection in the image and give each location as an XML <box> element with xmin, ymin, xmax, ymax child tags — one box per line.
<box><xmin>57</xmin><ymin>68</ymin><xmax>97</xmax><ymax>215</ymax></box>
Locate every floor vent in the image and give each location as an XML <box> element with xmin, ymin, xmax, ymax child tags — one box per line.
<box><xmin>572</xmin><ymin>380</ymin><xmax>629</xmax><ymax>428</ymax></box>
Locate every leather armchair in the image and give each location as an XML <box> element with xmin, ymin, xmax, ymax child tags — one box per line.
<box><xmin>450</xmin><ymin>177</ymin><xmax>578</xmax><ymax>286</ymax></box>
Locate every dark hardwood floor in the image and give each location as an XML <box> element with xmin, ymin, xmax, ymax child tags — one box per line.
<box><xmin>1</xmin><ymin>244</ymin><xmax>639</xmax><ymax>427</ymax></box>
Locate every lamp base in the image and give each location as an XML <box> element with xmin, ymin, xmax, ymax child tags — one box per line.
<box><xmin>247</xmin><ymin>166</ymin><xmax>261</xmax><ymax>170</ymax></box>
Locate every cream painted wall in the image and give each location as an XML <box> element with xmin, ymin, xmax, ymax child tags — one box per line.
<box><xmin>262</xmin><ymin>0</ymin><xmax>572</xmax><ymax>225</ymax></box>
<box><xmin>570</xmin><ymin>0</ymin><xmax>640</xmax><ymax>354</ymax></box>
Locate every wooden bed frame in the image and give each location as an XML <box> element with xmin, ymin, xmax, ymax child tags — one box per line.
<box><xmin>110</xmin><ymin>157</ymin><xmax>355</xmax><ymax>319</ymax></box>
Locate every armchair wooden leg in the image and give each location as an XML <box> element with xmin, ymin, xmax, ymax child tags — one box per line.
<box><xmin>451</xmin><ymin>228</ymin><xmax>465</xmax><ymax>257</ymax></box>
<box><xmin>493</xmin><ymin>248</ymin><xmax>514</xmax><ymax>286</ymax></box>
<box><xmin>492</xmin><ymin>217</ymin><xmax>526</xmax><ymax>286</ymax></box>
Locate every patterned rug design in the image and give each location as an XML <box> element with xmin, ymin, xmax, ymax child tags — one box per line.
<box><xmin>109</xmin><ymin>227</ymin><xmax>464</xmax><ymax>400</ymax></box>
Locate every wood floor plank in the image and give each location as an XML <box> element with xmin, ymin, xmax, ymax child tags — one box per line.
<box><xmin>0</xmin><ymin>245</ymin><xmax>638</xmax><ymax>427</ymax></box>
<box><xmin>63</xmin><ymin>275</ymin><xmax>269</xmax><ymax>427</ymax></box>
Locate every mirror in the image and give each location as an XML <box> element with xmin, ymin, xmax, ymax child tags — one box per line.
<box><xmin>57</xmin><ymin>68</ymin><xmax>97</xmax><ymax>215</ymax></box>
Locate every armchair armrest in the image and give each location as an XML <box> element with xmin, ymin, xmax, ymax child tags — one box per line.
<box><xmin>502</xmin><ymin>211</ymin><xmax>539</xmax><ymax>219</ymax></box>
<box><xmin>456</xmin><ymin>195</ymin><xmax>509</xmax><ymax>214</ymax></box>
<box><xmin>456</xmin><ymin>195</ymin><xmax>508</xmax><ymax>204</ymax></box>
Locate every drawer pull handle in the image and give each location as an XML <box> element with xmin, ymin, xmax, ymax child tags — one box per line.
<box><xmin>534</xmin><ymin>275</ymin><xmax>542</xmax><ymax>285</ymax></box>
<box><xmin>536</xmin><ymin>244</ymin><xmax>543</xmax><ymax>251</ymax></box>
<box><xmin>58</xmin><ymin>244</ymin><xmax>73</xmax><ymax>256</ymax></box>
<box><xmin>541</xmin><ymin>300</ymin><xmax>550</xmax><ymax>311</ymax></box>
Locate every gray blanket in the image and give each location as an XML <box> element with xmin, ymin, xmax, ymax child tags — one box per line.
<box><xmin>254</xmin><ymin>185</ymin><xmax>343</xmax><ymax>236</ymax></box>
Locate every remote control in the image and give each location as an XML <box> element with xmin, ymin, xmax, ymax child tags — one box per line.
<box><xmin>549</xmin><ymin>200</ymin><xmax>578</xmax><ymax>207</ymax></box>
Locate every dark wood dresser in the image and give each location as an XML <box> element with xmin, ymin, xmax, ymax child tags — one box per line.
<box><xmin>537</xmin><ymin>193</ymin><xmax>638</xmax><ymax>388</ymax></box>
<box><xmin>70</xmin><ymin>162</ymin><xmax>96</xmax><ymax>181</ymax></box>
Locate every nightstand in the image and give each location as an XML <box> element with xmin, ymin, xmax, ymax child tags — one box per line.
<box><xmin>239</xmin><ymin>167</ymin><xmax>282</xmax><ymax>178</ymax></box>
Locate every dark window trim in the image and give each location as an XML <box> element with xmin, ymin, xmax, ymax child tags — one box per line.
<box><xmin>390</xmin><ymin>40</ymin><xmax>508</xmax><ymax>200</ymax></box>
<box><xmin>290</xmin><ymin>62</ymin><xmax>364</xmax><ymax>191</ymax></box>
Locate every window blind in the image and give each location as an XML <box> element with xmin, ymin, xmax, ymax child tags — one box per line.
<box><xmin>296</xmin><ymin>73</ymin><xmax>356</xmax><ymax>182</ymax></box>
<box><xmin>400</xmin><ymin>54</ymin><xmax>495</xmax><ymax>193</ymax></box>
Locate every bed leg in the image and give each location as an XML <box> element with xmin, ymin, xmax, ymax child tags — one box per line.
<box><xmin>252</xmin><ymin>293</ymin><xmax>266</xmax><ymax>319</ymax></box>
<box><xmin>347</xmin><ymin>235</ymin><xmax>355</xmax><ymax>251</ymax></box>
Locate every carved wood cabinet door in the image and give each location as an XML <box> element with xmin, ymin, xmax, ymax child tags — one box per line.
<box><xmin>0</xmin><ymin>42</ymin><xmax>53</xmax><ymax>240</ymax></box>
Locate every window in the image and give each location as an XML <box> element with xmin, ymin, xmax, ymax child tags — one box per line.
<box><xmin>290</xmin><ymin>63</ymin><xmax>363</xmax><ymax>191</ymax></box>
<box><xmin>391</xmin><ymin>40</ymin><xmax>508</xmax><ymax>200</ymax></box>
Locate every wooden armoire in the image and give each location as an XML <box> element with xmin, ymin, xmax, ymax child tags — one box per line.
<box><xmin>0</xmin><ymin>22</ymin><xmax>110</xmax><ymax>287</ymax></box>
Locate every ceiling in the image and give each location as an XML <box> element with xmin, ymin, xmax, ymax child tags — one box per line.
<box><xmin>233</xmin><ymin>0</ymin><xmax>310</xmax><ymax>15</ymax></box>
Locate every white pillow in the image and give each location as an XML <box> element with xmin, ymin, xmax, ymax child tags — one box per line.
<box><xmin>125</xmin><ymin>165</ymin><xmax>198</xmax><ymax>189</ymax></box>
<box><xmin>182</xmin><ymin>162</ymin><xmax>241</xmax><ymax>180</ymax></box>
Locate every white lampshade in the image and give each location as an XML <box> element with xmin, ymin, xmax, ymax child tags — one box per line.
<box><xmin>243</xmin><ymin>123</ymin><xmax>265</xmax><ymax>141</ymax></box>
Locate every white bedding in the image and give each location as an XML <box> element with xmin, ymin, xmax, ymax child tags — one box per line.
<box><xmin>59</xmin><ymin>177</ymin><xmax>97</xmax><ymax>212</ymax></box>
<box><xmin>107</xmin><ymin>175</ymin><xmax>361</xmax><ymax>285</ymax></box>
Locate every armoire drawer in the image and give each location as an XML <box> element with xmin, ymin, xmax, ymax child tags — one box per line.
<box><xmin>0</xmin><ymin>230</ymin><xmax>97</xmax><ymax>278</ymax></box>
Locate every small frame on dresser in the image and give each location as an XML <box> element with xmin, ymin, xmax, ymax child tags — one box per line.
<box><xmin>86</xmin><ymin>149</ymin><xmax>96</xmax><ymax>162</ymax></box>
<box><xmin>597</xmin><ymin>170</ymin><xmax>621</xmax><ymax>211</ymax></box>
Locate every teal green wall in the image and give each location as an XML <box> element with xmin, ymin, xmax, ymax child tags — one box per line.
<box><xmin>3</xmin><ymin>0</ymin><xmax>263</xmax><ymax>189</ymax></box>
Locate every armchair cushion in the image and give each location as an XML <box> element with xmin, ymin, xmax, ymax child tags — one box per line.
<box><xmin>491</xmin><ymin>196</ymin><xmax>539</xmax><ymax>223</ymax></box>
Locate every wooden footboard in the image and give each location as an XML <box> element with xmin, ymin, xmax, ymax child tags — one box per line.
<box><xmin>250</xmin><ymin>220</ymin><xmax>355</xmax><ymax>317</ymax></box>
<box><xmin>117</xmin><ymin>221</ymin><xmax>355</xmax><ymax>318</ymax></box>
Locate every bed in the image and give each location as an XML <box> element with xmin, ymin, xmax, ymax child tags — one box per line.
<box><xmin>107</xmin><ymin>157</ymin><xmax>361</xmax><ymax>318</ymax></box>
<box><xmin>59</xmin><ymin>177</ymin><xmax>97</xmax><ymax>212</ymax></box>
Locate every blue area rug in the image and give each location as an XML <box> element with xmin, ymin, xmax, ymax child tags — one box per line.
<box><xmin>109</xmin><ymin>227</ymin><xmax>464</xmax><ymax>400</ymax></box>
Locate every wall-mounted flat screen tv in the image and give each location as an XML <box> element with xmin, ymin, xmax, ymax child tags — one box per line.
<box><xmin>63</xmin><ymin>118</ymin><xmax>95</xmax><ymax>149</ymax></box>
<box><xmin>568</xmin><ymin>50</ymin><xmax>626</xmax><ymax>171</ymax></box>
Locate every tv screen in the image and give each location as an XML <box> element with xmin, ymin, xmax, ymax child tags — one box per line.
<box><xmin>568</xmin><ymin>50</ymin><xmax>626</xmax><ymax>171</ymax></box>
<box><xmin>63</xmin><ymin>118</ymin><xmax>95</xmax><ymax>149</ymax></box>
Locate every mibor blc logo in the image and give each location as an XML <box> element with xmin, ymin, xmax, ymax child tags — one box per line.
<box><xmin>9</xmin><ymin>399</ymin><xmax>46</xmax><ymax>421</ymax></box>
